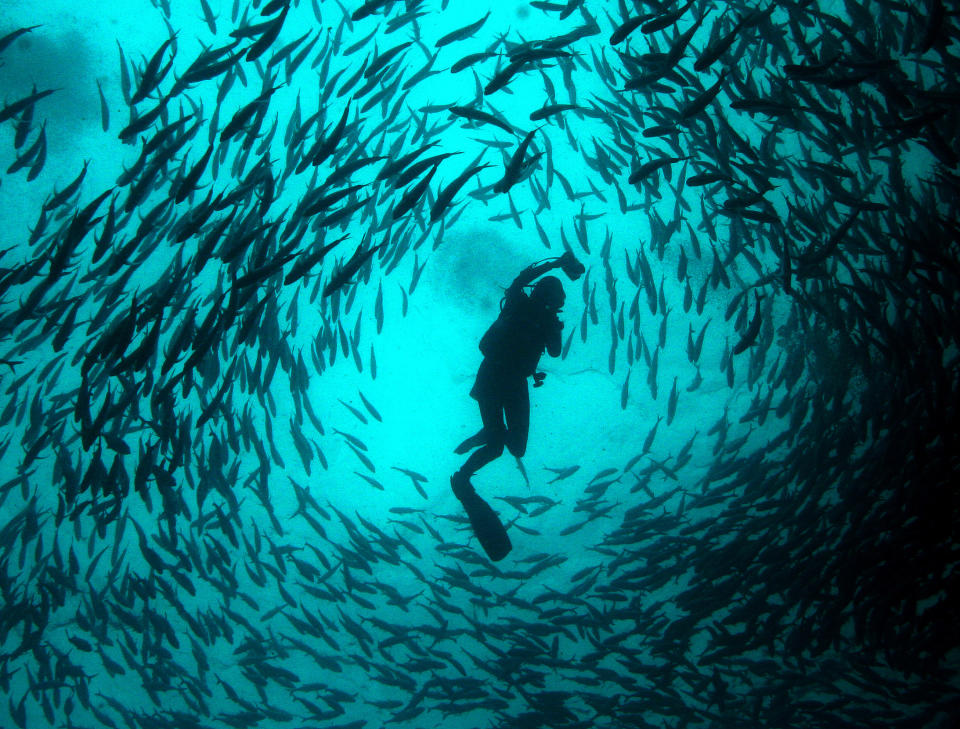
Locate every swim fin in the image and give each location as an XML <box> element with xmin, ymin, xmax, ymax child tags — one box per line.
<box><xmin>451</xmin><ymin>475</ymin><xmax>511</xmax><ymax>561</ymax></box>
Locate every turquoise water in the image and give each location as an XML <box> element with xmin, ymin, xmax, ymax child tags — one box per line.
<box><xmin>1</xmin><ymin>1</ymin><xmax>958</xmax><ymax>727</ymax></box>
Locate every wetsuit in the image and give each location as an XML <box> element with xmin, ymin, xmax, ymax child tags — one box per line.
<box><xmin>460</xmin><ymin>274</ymin><xmax>562</xmax><ymax>474</ymax></box>
<box><xmin>451</xmin><ymin>255</ymin><xmax>580</xmax><ymax>561</ymax></box>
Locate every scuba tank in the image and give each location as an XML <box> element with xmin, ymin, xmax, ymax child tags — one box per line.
<box><xmin>479</xmin><ymin>300</ymin><xmax>514</xmax><ymax>358</ymax></box>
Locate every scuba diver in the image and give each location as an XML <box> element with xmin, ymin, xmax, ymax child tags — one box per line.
<box><xmin>451</xmin><ymin>251</ymin><xmax>585</xmax><ymax>560</ymax></box>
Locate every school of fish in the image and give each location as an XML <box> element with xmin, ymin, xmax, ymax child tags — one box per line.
<box><xmin>0</xmin><ymin>0</ymin><xmax>958</xmax><ymax>727</ymax></box>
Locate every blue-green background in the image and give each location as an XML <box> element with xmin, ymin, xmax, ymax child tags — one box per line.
<box><xmin>1</xmin><ymin>0</ymin><xmax>957</xmax><ymax>727</ymax></box>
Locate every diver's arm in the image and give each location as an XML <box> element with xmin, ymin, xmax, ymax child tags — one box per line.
<box><xmin>509</xmin><ymin>258</ymin><xmax>564</xmax><ymax>293</ymax></box>
<box><xmin>510</xmin><ymin>250</ymin><xmax>585</xmax><ymax>292</ymax></box>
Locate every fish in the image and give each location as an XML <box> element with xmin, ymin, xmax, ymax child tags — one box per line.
<box><xmin>6</xmin><ymin>122</ymin><xmax>46</xmax><ymax>175</ymax></box>
<box><xmin>173</xmin><ymin>143</ymin><xmax>214</xmax><ymax>203</ymax></box>
<box><xmin>0</xmin><ymin>24</ymin><xmax>40</xmax><ymax>54</ymax></box>
<box><xmin>679</xmin><ymin>71</ymin><xmax>730</xmax><ymax>123</ymax></box>
<box><xmin>667</xmin><ymin>376</ymin><xmax>679</xmax><ymax>425</ymax></box>
<box><xmin>364</xmin><ymin>40</ymin><xmax>413</xmax><ymax>78</ymax></box>
<box><xmin>450</xmin><ymin>50</ymin><xmax>497</xmax><ymax>73</ymax></box>
<box><xmin>628</xmin><ymin>155</ymin><xmax>690</xmax><ymax>185</ymax></box>
<box><xmin>529</xmin><ymin>103</ymin><xmax>580</xmax><ymax>121</ymax></box>
<box><xmin>687</xmin><ymin>319</ymin><xmax>710</xmax><ymax>364</ymax></box>
<box><xmin>609</xmin><ymin>14</ymin><xmax>655</xmax><ymax>45</ymax></box>
<box><xmin>695</xmin><ymin>13</ymin><xmax>752</xmax><ymax>72</ymax></box>
<box><xmin>117</xmin><ymin>96</ymin><xmax>170</xmax><ymax>143</ymax></box>
<box><xmin>620</xmin><ymin>367</ymin><xmax>631</xmax><ymax>410</ymax></box>
<box><xmin>323</xmin><ymin>241</ymin><xmax>386</xmax><ymax>298</ymax></box>
<box><xmin>243</xmin><ymin>3</ymin><xmax>290</xmax><ymax>61</ymax></box>
<box><xmin>449</xmin><ymin>105</ymin><xmax>514</xmax><ymax>134</ymax></box>
<box><xmin>220</xmin><ymin>83</ymin><xmax>281</xmax><ymax>142</ymax></box>
<box><xmin>199</xmin><ymin>0</ymin><xmax>218</xmax><ymax>33</ymax></box>
<box><xmin>0</xmin><ymin>88</ymin><xmax>56</xmax><ymax>125</ymax></box>
<box><xmin>299</xmin><ymin>101</ymin><xmax>351</xmax><ymax>171</ymax></box>
<box><xmin>493</xmin><ymin>127</ymin><xmax>542</xmax><ymax>193</ymax></box>
<box><xmin>545</xmin><ymin>465</ymin><xmax>580</xmax><ymax>483</ymax></box>
<box><xmin>376</xmin><ymin>141</ymin><xmax>438</xmax><ymax>181</ymax></box>
<box><xmin>437</xmin><ymin>13</ymin><xmax>491</xmax><ymax>48</ymax></box>
<box><xmin>484</xmin><ymin>59</ymin><xmax>528</xmax><ymax>95</ymax></box>
<box><xmin>352</xmin><ymin>0</ymin><xmax>391</xmax><ymax>21</ymax></box>
<box><xmin>392</xmin><ymin>166</ymin><xmax>437</xmax><ymax>219</ymax></box>
<box><xmin>391</xmin><ymin>151</ymin><xmax>460</xmax><ymax>189</ymax></box>
<box><xmin>267</xmin><ymin>29</ymin><xmax>313</xmax><ymax>70</ymax></box>
<box><xmin>131</xmin><ymin>34</ymin><xmax>177</xmax><ymax>104</ymax></box>
<box><xmin>172</xmin><ymin>42</ymin><xmax>245</xmax><ymax>93</ymax></box>
<box><xmin>357</xmin><ymin>390</ymin><xmax>382</xmax><ymax>422</ymax></box>
<box><xmin>430</xmin><ymin>163</ymin><xmax>491</xmax><ymax>222</ymax></box>
<box><xmin>642</xmin><ymin>0</ymin><xmax>697</xmax><ymax>34</ymax></box>
<box><xmin>732</xmin><ymin>292</ymin><xmax>764</xmax><ymax>355</ymax></box>
<box><xmin>88</xmin><ymin>79</ymin><xmax>109</xmax><ymax>135</ymax></box>
<box><xmin>43</xmin><ymin>160</ymin><xmax>90</xmax><ymax>211</ymax></box>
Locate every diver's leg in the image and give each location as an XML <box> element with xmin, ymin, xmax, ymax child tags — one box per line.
<box><xmin>451</xmin><ymin>386</ymin><xmax>514</xmax><ymax>560</ymax></box>
<box><xmin>454</xmin><ymin>427</ymin><xmax>487</xmax><ymax>455</ymax></box>
<box><xmin>456</xmin><ymin>360</ymin><xmax>496</xmax><ymax>456</ymax></box>
<box><xmin>457</xmin><ymin>395</ymin><xmax>506</xmax><ymax>479</ymax></box>
<box><xmin>503</xmin><ymin>380</ymin><xmax>530</xmax><ymax>458</ymax></box>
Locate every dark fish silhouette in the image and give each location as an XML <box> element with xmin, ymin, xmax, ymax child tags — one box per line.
<box><xmin>322</xmin><ymin>241</ymin><xmax>386</xmax><ymax>298</ymax></box>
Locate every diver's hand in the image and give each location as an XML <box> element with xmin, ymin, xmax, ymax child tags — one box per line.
<box><xmin>557</xmin><ymin>251</ymin><xmax>585</xmax><ymax>280</ymax></box>
<box><xmin>533</xmin><ymin>372</ymin><xmax>546</xmax><ymax>387</ymax></box>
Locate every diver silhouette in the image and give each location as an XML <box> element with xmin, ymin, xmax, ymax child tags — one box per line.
<box><xmin>451</xmin><ymin>251</ymin><xmax>585</xmax><ymax>560</ymax></box>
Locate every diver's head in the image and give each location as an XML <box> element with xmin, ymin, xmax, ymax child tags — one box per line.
<box><xmin>531</xmin><ymin>275</ymin><xmax>565</xmax><ymax>311</ymax></box>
